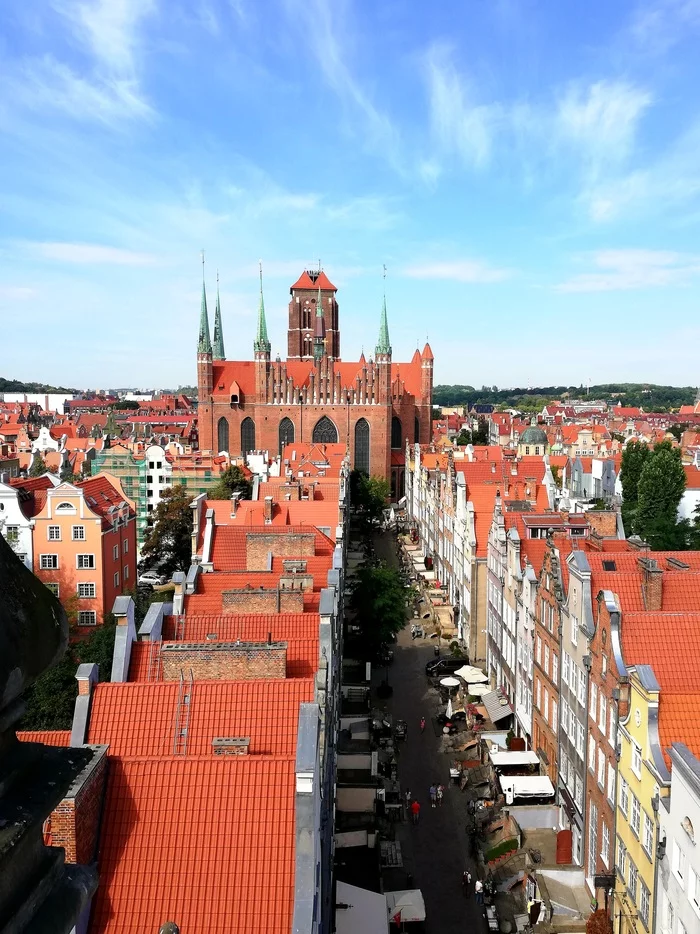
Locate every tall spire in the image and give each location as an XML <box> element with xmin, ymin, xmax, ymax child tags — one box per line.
<box><xmin>254</xmin><ymin>260</ymin><xmax>271</xmax><ymax>355</ymax></box>
<box><xmin>375</xmin><ymin>264</ymin><xmax>392</xmax><ymax>356</ymax></box>
<box><xmin>212</xmin><ymin>269</ymin><xmax>225</xmax><ymax>360</ymax></box>
<box><xmin>198</xmin><ymin>251</ymin><xmax>212</xmax><ymax>354</ymax></box>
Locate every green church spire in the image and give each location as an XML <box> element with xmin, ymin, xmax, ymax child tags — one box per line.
<box><xmin>254</xmin><ymin>261</ymin><xmax>271</xmax><ymax>355</ymax></box>
<box><xmin>198</xmin><ymin>252</ymin><xmax>212</xmax><ymax>354</ymax></box>
<box><xmin>375</xmin><ymin>265</ymin><xmax>392</xmax><ymax>356</ymax></box>
<box><xmin>212</xmin><ymin>270</ymin><xmax>225</xmax><ymax>360</ymax></box>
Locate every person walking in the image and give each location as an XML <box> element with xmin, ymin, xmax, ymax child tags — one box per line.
<box><xmin>474</xmin><ymin>878</ymin><xmax>484</xmax><ymax>905</ymax></box>
<box><xmin>462</xmin><ymin>870</ymin><xmax>472</xmax><ymax>895</ymax></box>
<box><xmin>410</xmin><ymin>800</ymin><xmax>421</xmax><ymax>825</ymax></box>
<box><xmin>429</xmin><ymin>784</ymin><xmax>437</xmax><ymax>808</ymax></box>
<box><xmin>404</xmin><ymin>788</ymin><xmax>412</xmax><ymax>805</ymax></box>
<box><xmin>420</xmin><ymin>716</ymin><xmax>426</xmax><ymax>733</ymax></box>
<box><xmin>436</xmin><ymin>783</ymin><xmax>444</xmax><ymax>806</ymax></box>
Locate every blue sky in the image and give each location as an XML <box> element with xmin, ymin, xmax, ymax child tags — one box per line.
<box><xmin>1</xmin><ymin>0</ymin><xmax>700</xmax><ymax>390</ymax></box>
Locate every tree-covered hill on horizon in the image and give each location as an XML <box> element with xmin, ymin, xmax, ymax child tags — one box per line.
<box><xmin>433</xmin><ymin>383</ymin><xmax>697</xmax><ymax>412</ymax></box>
<box><xmin>0</xmin><ymin>376</ymin><xmax>77</xmax><ymax>394</ymax></box>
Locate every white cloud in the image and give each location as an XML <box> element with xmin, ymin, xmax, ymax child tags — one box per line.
<box><xmin>630</xmin><ymin>0</ymin><xmax>700</xmax><ymax>54</ymax></box>
<box><xmin>25</xmin><ymin>242</ymin><xmax>160</xmax><ymax>265</ymax></box>
<box><xmin>0</xmin><ymin>287</ymin><xmax>37</xmax><ymax>301</ymax></box>
<box><xmin>556</xmin><ymin>249</ymin><xmax>700</xmax><ymax>292</ymax></box>
<box><xmin>403</xmin><ymin>259</ymin><xmax>512</xmax><ymax>284</ymax></box>
<box><xmin>52</xmin><ymin>0</ymin><xmax>156</xmax><ymax>75</ymax></box>
<box><xmin>425</xmin><ymin>44</ymin><xmax>501</xmax><ymax>169</ymax></box>
<box><xmin>557</xmin><ymin>80</ymin><xmax>652</xmax><ymax>172</ymax></box>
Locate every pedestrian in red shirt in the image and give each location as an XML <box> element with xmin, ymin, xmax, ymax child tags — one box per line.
<box><xmin>410</xmin><ymin>800</ymin><xmax>421</xmax><ymax>824</ymax></box>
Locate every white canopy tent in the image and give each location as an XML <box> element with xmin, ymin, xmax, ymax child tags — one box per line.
<box><xmin>490</xmin><ymin>751</ymin><xmax>540</xmax><ymax>767</ymax></box>
<box><xmin>454</xmin><ymin>665</ymin><xmax>489</xmax><ymax>684</ymax></box>
<box><xmin>499</xmin><ymin>775</ymin><xmax>555</xmax><ymax>800</ymax></box>
<box><xmin>385</xmin><ymin>890</ymin><xmax>426</xmax><ymax>924</ymax></box>
<box><xmin>336</xmin><ymin>882</ymin><xmax>388</xmax><ymax>934</ymax></box>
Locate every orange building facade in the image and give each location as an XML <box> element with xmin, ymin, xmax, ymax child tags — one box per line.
<box><xmin>32</xmin><ymin>476</ymin><xmax>136</xmax><ymax>627</ymax></box>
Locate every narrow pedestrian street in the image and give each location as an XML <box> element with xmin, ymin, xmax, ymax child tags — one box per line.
<box><xmin>372</xmin><ymin>530</ymin><xmax>490</xmax><ymax>934</ymax></box>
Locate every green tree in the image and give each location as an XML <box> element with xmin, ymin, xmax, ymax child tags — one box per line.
<box><xmin>635</xmin><ymin>445</ymin><xmax>687</xmax><ymax>546</ymax></box>
<box><xmin>472</xmin><ymin>417</ymin><xmax>489</xmax><ymax>446</ymax></box>
<box><xmin>29</xmin><ymin>453</ymin><xmax>48</xmax><ymax>477</ymax></box>
<box><xmin>140</xmin><ymin>484</ymin><xmax>194</xmax><ymax>578</ymax></box>
<box><xmin>208</xmin><ymin>464</ymin><xmax>252</xmax><ymax>501</ymax></box>
<box><xmin>354</xmin><ymin>474</ymin><xmax>390</xmax><ymax>528</ymax></box>
<box><xmin>620</xmin><ymin>440</ymin><xmax>650</xmax><ymax>531</ymax></box>
<box><xmin>456</xmin><ymin>429</ymin><xmax>472</xmax><ymax>445</ymax></box>
<box><xmin>114</xmin><ymin>400</ymin><xmax>140</xmax><ymax>410</ymax></box>
<box><xmin>59</xmin><ymin>460</ymin><xmax>80</xmax><ymax>483</ymax></box>
<box><xmin>349</xmin><ymin>562</ymin><xmax>412</xmax><ymax>658</ymax></box>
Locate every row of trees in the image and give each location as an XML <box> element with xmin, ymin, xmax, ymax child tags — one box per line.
<box><xmin>620</xmin><ymin>440</ymin><xmax>699</xmax><ymax>549</ymax></box>
<box><xmin>456</xmin><ymin>417</ymin><xmax>489</xmax><ymax>446</ymax></box>
<box><xmin>434</xmin><ymin>383</ymin><xmax>697</xmax><ymax>412</ymax></box>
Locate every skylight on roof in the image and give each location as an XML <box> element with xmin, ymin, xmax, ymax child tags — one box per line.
<box><xmin>602</xmin><ymin>560</ymin><xmax>616</xmax><ymax>571</ymax></box>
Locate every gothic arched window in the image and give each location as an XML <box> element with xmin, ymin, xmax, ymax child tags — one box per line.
<box><xmin>414</xmin><ymin>416</ymin><xmax>420</xmax><ymax>444</ymax></box>
<box><xmin>391</xmin><ymin>416</ymin><xmax>402</xmax><ymax>450</ymax></box>
<box><xmin>312</xmin><ymin>416</ymin><xmax>338</xmax><ymax>444</ymax></box>
<box><xmin>279</xmin><ymin>417</ymin><xmax>295</xmax><ymax>454</ymax></box>
<box><xmin>241</xmin><ymin>417</ymin><xmax>256</xmax><ymax>454</ymax></box>
<box><xmin>354</xmin><ymin>418</ymin><xmax>370</xmax><ymax>474</ymax></box>
<box><xmin>217</xmin><ymin>417</ymin><xmax>229</xmax><ymax>454</ymax></box>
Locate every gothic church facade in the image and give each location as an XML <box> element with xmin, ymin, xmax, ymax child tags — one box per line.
<box><xmin>196</xmin><ymin>268</ymin><xmax>434</xmax><ymax>496</ymax></box>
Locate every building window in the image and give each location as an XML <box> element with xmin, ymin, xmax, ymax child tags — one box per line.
<box><xmin>664</xmin><ymin>894</ymin><xmax>675</xmax><ymax>934</ymax></box>
<box><xmin>123</xmin><ymin>539</ymin><xmax>129</xmax><ymax>553</ymax></box>
<box><xmin>571</xmin><ymin>613</ymin><xmax>578</xmax><ymax>646</ymax></box>
<box><xmin>689</xmin><ymin>869</ymin><xmax>700</xmax><ymax>916</ymax></box>
<box><xmin>241</xmin><ymin>417</ymin><xmax>256</xmax><ymax>453</ymax></box>
<box><xmin>354</xmin><ymin>418</ymin><xmax>370</xmax><ymax>474</ymax></box>
<box><xmin>551</xmin><ymin>699</ymin><xmax>558</xmax><ymax>732</ymax></box>
<box><xmin>552</xmin><ymin>652</ymin><xmax>558</xmax><ymax>685</ymax></box>
<box><xmin>72</xmin><ymin>525</ymin><xmax>86</xmax><ymax>540</ymax></box>
<box><xmin>617</xmin><ymin>836</ymin><xmax>627</xmax><ymax>879</ymax></box>
<box><xmin>609</xmin><ymin>706</ymin><xmax>616</xmax><ymax>745</ymax></box>
<box><xmin>639</xmin><ymin>881</ymin><xmax>650</xmax><ymax>926</ymax></box>
<box><xmin>643</xmin><ymin>812</ymin><xmax>654</xmax><ymax>859</ymax></box>
<box><xmin>672</xmin><ymin>840</ymin><xmax>686</xmax><ymax>888</ymax></box>
<box><xmin>577</xmin><ymin>722</ymin><xmax>585</xmax><ymax>758</ymax></box>
<box><xmin>311</xmin><ymin>416</ymin><xmax>337</xmax><ymax>444</ymax></box>
<box><xmin>575</xmin><ymin>775</ymin><xmax>583</xmax><ymax>810</ymax></box>
<box><xmin>77</xmin><ymin>554</ymin><xmax>96</xmax><ymax>569</ymax></box>
<box><xmin>217</xmin><ymin>416</ymin><xmax>230</xmax><ymax>453</ymax></box>
<box><xmin>124</xmin><ymin>564</ymin><xmax>129</xmax><ymax>579</ymax></box>
<box><xmin>391</xmin><ymin>416</ymin><xmax>403</xmax><ymax>450</ymax></box>
<box><xmin>48</xmin><ymin>525</ymin><xmax>61</xmax><ymax>541</ymax></box>
<box><xmin>590</xmin><ymin>682</ymin><xmax>597</xmax><ymax>723</ymax></box>
<box><xmin>588</xmin><ymin>735</ymin><xmax>596</xmax><ymax>772</ymax></box>
<box><xmin>5</xmin><ymin>525</ymin><xmax>19</xmax><ymax>542</ymax></box>
<box><xmin>619</xmin><ymin>776</ymin><xmax>629</xmax><ymax>817</ymax></box>
<box><xmin>543</xmin><ymin>689</ymin><xmax>549</xmax><ymax>721</ymax></box>
<box><xmin>588</xmin><ymin>801</ymin><xmax>598</xmax><ymax>880</ymax></box>
<box><xmin>525</xmin><ymin>446</ymin><xmax>530</xmax><ymax>455</ymax></box>
<box><xmin>632</xmin><ymin>742</ymin><xmax>642</xmax><ymax>778</ymax></box>
<box><xmin>78</xmin><ymin>583</ymin><xmax>96</xmax><ymax>598</ymax></box>
<box><xmin>278</xmin><ymin>417</ymin><xmax>295</xmax><ymax>455</ymax></box>
<box><xmin>601</xmin><ymin>822</ymin><xmax>610</xmax><ymax>868</ymax></box>
<box><xmin>607</xmin><ymin>764</ymin><xmax>616</xmax><ymax>804</ymax></box>
<box><xmin>631</xmin><ymin>794</ymin><xmax>641</xmax><ymax>836</ymax></box>
<box><xmin>629</xmin><ymin>860</ymin><xmax>638</xmax><ymax>901</ymax></box>
<box><xmin>536</xmin><ymin>678</ymin><xmax>541</xmax><ymax>710</ymax></box>
<box><xmin>599</xmin><ymin>694</ymin><xmax>607</xmax><ymax>731</ymax></box>
<box><xmin>113</xmin><ymin>544</ymin><xmax>119</xmax><ymax>560</ymax></box>
<box><xmin>415</xmin><ymin>416</ymin><xmax>420</xmax><ymax>443</ymax></box>
<box><xmin>597</xmin><ymin>747</ymin><xmax>605</xmax><ymax>787</ymax></box>
<box><xmin>544</xmin><ymin>644</ymin><xmax>550</xmax><ymax>675</ymax></box>
<box><xmin>40</xmin><ymin>554</ymin><xmax>58</xmax><ymax>569</ymax></box>
<box><xmin>536</xmin><ymin>635</ymin><xmax>542</xmax><ymax>665</ymax></box>
<box><xmin>45</xmin><ymin>582</ymin><xmax>60</xmax><ymax>597</ymax></box>
<box><xmin>114</xmin><ymin>572</ymin><xmax>120</xmax><ymax>587</ymax></box>
<box><xmin>78</xmin><ymin>610</ymin><xmax>97</xmax><ymax>627</ymax></box>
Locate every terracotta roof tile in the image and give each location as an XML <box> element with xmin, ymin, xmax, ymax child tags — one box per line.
<box><xmin>91</xmin><ymin>756</ymin><xmax>296</xmax><ymax>934</ymax></box>
<box><xmin>17</xmin><ymin>730</ymin><xmax>71</xmax><ymax>746</ymax></box>
<box><xmin>657</xmin><ymin>694</ymin><xmax>700</xmax><ymax>768</ymax></box>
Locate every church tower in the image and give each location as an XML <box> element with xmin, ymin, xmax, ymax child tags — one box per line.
<box><xmin>212</xmin><ymin>271</ymin><xmax>226</xmax><ymax>360</ymax></box>
<box><xmin>375</xmin><ymin>278</ymin><xmax>392</xmax><ymax>406</ymax></box>
<box><xmin>197</xmin><ymin>260</ymin><xmax>213</xmax><ymax>402</ymax></box>
<box><xmin>287</xmin><ymin>268</ymin><xmax>340</xmax><ymax>360</ymax></box>
<box><xmin>254</xmin><ymin>263</ymin><xmax>271</xmax><ymax>401</ymax></box>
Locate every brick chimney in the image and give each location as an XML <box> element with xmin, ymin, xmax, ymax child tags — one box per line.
<box><xmin>230</xmin><ymin>491</ymin><xmax>242</xmax><ymax>518</ymax></box>
<box><xmin>49</xmin><ymin>745</ymin><xmax>108</xmax><ymax>864</ymax></box>
<box><xmin>640</xmin><ymin>558</ymin><xmax>663</xmax><ymax>611</ymax></box>
<box><xmin>212</xmin><ymin>737</ymin><xmax>250</xmax><ymax>756</ymax></box>
<box><xmin>264</xmin><ymin>495</ymin><xmax>274</xmax><ymax>523</ymax></box>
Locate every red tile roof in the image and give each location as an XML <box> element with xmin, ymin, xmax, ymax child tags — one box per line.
<box><xmin>290</xmin><ymin>270</ymin><xmax>317</xmax><ymax>290</ymax></box>
<box><xmin>313</xmin><ymin>270</ymin><xmax>337</xmax><ymax>291</ymax></box>
<box><xmin>162</xmin><ymin>613</ymin><xmax>320</xmax><ymax>642</ymax></box>
<box><xmin>87</xmin><ymin>679</ymin><xmax>313</xmax><ymax>757</ymax></box>
<box><xmin>91</xmin><ymin>756</ymin><xmax>296</xmax><ymax>934</ymax></box>
<box><xmin>77</xmin><ymin>475</ymin><xmax>134</xmax><ymax>527</ymax></box>
<box><xmin>657</xmin><ymin>694</ymin><xmax>700</xmax><ymax>767</ymax></box>
<box><xmin>17</xmin><ymin>730</ymin><xmax>71</xmax><ymax>746</ymax></box>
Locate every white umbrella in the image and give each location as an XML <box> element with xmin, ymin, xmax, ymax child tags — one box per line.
<box><xmin>467</xmin><ymin>683</ymin><xmax>491</xmax><ymax>696</ymax></box>
<box><xmin>440</xmin><ymin>676</ymin><xmax>461</xmax><ymax>687</ymax></box>
<box><xmin>454</xmin><ymin>665</ymin><xmax>489</xmax><ymax>684</ymax></box>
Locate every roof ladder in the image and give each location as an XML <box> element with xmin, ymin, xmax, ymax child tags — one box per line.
<box><xmin>146</xmin><ymin>638</ymin><xmax>162</xmax><ymax>682</ymax></box>
<box><xmin>172</xmin><ymin>668</ymin><xmax>194</xmax><ymax>756</ymax></box>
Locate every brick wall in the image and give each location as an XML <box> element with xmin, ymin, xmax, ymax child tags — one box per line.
<box><xmin>246</xmin><ymin>531</ymin><xmax>316</xmax><ymax>569</ymax></box>
<box><xmin>587</xmin><ymin>511</ymin><xmax>618</xmax><ymax>538</ymax></box>
<box><xmin>221</xmin><ymin>587</ymin><xmax>304</xmax><ymax>614</ymax></box>
<box><xmin>50</xmin><ymin>745</ymin><xmax>108</xmax><ymax>864</ymax></box>
<box><xmin>161</xmin><ymin>641</ymin><xmax>287</xmax><ymax>681</ymax></box>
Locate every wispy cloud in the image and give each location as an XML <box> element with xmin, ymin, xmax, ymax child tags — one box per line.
<box><xmin>53</xmin><ymin>0</ymin><xmax>156</xmax><ymax>74</ymax></box>
<box><xmin>629</xmin><ymin>0</ymin><xmax>700</xmax><ymax>54</ymax></box>
<box><xmin>0</xmin><ymin>286</ymin><xmax>37</xmax><ymax>301</ymax></box>
<box><xmin>403</xmin><ymin>259</ymin><xmax>512</xmax><ymax>284</ymax></box>
<box><xmin>425</xmin><ymin>44</ymin><xmax>501</xmax><ymax>169</ymax></box>
<box><xmin>22</xmin><ymin>242</ymin><xmax>160</xmax><ymax>266</ymax></box>
<box><xmin>556</xmin><ymin>249</ymin><xmax>700</xmax><ymax>292</ymax></box>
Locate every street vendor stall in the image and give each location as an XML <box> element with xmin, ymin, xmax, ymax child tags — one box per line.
<box><xmin>386</xmin><ymin>889</ymin><xmax>426</xmax><ymax>925</ymax></box>
<box><xmin>499</xmin><ymin>774</ymin><xmax>555</xmax><ymax>804</ymax></box>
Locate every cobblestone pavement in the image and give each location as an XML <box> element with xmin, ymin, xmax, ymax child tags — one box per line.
<box><xmin>372</xmin><ymin>530</ymin><xmax>490</xmax><ymax>934</ymax></box>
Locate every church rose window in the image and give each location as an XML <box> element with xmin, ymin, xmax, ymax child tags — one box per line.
<box><xmin>241</xmin><ymin>417</ymin><xmax>256</xmax><ymax>454</ymax></box>
<box><xmin>391</xmin><ymin>416</ymin><xmax>402</xmax><ymax>449</ymax></box>
<box><xmin>279</xmin><ymin>417</ymin><xmax>295</xmax><ymax>454</ymax></box>
<box><xmin>217</xmin><ymin>417</ymin><xmax>229</xmax><ymax>453</ymax></box>
<box><xmin>354</xmin><ymin>418</ymin><xmax>370</xmax><ymax>474</ymax></box>
<box><xmin>312</xmin><ymin>416</ymin><xmax>338</xmax><ymax>444</ymax></box>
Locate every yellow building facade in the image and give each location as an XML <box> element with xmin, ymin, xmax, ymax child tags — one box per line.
<box><xmin>614</xmin><ymin>666</ymin><xmax>666</xmax><ymax>934</ymax></box>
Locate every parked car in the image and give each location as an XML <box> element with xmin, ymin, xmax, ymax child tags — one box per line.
<box><xmin>424</xmin><ymin>656</ymin><xmax>468</xmax><ymax>677</ymax></box>
<box><xmin>138</xmin><ymin>570</ymin><xmax>167</xmax><ymax>587</ymax></box>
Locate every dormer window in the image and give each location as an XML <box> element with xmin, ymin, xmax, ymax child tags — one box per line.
<box><xmin>55</xmin><ymin>501</ymin><xmax>76</xmax><ymax>513</ymax></box>
<box><xmin>230</xmin><ymin>394</ymin><xmax>239</xmax><ymax>407</ymax></box>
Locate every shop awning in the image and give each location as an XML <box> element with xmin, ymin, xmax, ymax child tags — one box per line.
<box><xmin>489</xmin><ymin>751</ymin><xmax>540</xmax><ymax>767</ymax></box>
<box><xmin>385</xmin><ymin>890</ymin><xmax>426</xmax><ymax>923</ymax></box>
<box><xmin>481</xmin><ymin>689</ymin><xmax>514</xmax><ymax>724</ymax></box>
<box><xmin>499</xmin><ymin>775</ymin><xmax>555</xmax><ymax>798</ymax></box>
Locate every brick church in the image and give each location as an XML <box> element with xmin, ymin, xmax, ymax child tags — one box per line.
<box><xmin>196</xmin><ymin>267</ymin><xmax>434</xmax><ymax>496</ymax></box>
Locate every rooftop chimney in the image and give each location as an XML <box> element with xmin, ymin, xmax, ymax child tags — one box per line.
<box><xmin>212</xmin><ymin>737</ymin><xmax>250</xmax><ymax>756</ymax></box>
<box><xmin>640</xmin><ymin>557</ymin><xmax>663</xmax><ymax>611</ymax></box>
<box><xmin>230</xmin><ymin>491</ymin><xmax>242</xmax><ymax>518</ymax></box>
